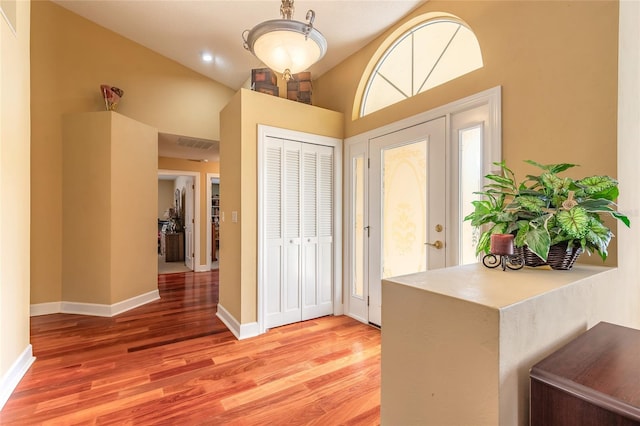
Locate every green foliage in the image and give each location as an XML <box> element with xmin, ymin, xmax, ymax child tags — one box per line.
<box><xmin>464</xmin><ymin>160</ymin><xmax>630</xmax><ymax>262</ymax></box>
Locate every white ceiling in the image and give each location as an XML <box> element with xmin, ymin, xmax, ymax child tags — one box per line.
<box><xmin>52</xmin><ymin>0</ymin><xmax>425</xmax><ymax>161</ymax></box>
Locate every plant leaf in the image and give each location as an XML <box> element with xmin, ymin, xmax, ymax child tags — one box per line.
<box><xmin>524</xmin><ymin>160</ymin><xmax>578</xmax><ymax>174</ymax></box>
<box><xmin>613</xmin><ymin>211</ymin><xmax>631</xmax><ymax>227</ymax></box>
<box><xmin>485</xmin><ymin>174</ymin><xmax>515</xmax><ymax>188</ymax></box>
<box><xmin>541</xmin><ymin>173</ymin><xmax>571</xmax><ymax>194</ymax></box>
<box><xmin>584</xmin><ymin>218</ymin><xmax>612</xmax><ymax>261</ymax></box>
<box><xmin>547</xmin><ymin>163</ymin><xmax>579</xmax><ymax>174</ymax></box>
<box><xmin>476</xmin><ymin>231</ymin><xmax>491</xmax><ymax>256</ymax></box>
<box><xmin>557</xmin><ymin>207</ymin><xmax>590</xmax><ymax>239</ymax></box>
<box><xmin>578</xmin><ymin>198</ymin><xmax>614</xmax><ymax>212</ymax></box>
<box><xmin>524</xmin><ymin>225</ymin><xmax>551</xmax><ymax>261</ymax></box>
<box><xmin>577</xmin><ymin>176</ymin><xmax>618</xmax><ymax>196</ymax></box>
<box><xmin>514</xmin><ymin>221</ymin><xmax>529</xmax><ymax>247</ymax></box>
<box><xmin>515</xmin><ymin>195</ymin><xmax>546</xmax><ymax>212</ymax></box>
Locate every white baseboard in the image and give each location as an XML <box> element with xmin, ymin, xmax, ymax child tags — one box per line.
<box><xmin>30</xmin><ymin>301</ymin><xmax>62</xmax><ymax>317</ymax></box>
<box><xmin>0</xmin><ymin>345</ymin><xmax>35</xmax><ymax>410</ymax></box>
<box><xmin>60</xmin><ymin>301</ymin><xmax>113</xmax><ymax>317</ymax></box>
<box><xmin>345</xmin><ymin>312</ymin><xmax>368</xmax><ymax>325</ymax></box>
<box><xmin>195</xmin><ymin>264</ymin><xmax>211</xmax><ymax>272</ymax></box>
<box><xmin>216</xmin><ymin>303</ymin><xmax>260</xmax><ymax>340</ymax></box>
<box><xmin>111</xmin><ymin>290</ymin><xmax>160</xmax><ymax>316</ymax></box>
<box><xmin>30</xmin><ymin>290</ymin><xmax>160</xmax><ymax>318</ymax></box>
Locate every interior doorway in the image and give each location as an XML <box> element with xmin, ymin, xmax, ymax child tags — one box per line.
<box><xmin>157</xmin><ymin>171</ymin><xmax>200</xmax><ymax>274</ymax></box>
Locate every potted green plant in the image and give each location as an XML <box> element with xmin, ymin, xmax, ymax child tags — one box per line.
<box><xmin>465</xmin><ymin>160</ymin><xmax>630</xmax><ymax>269</ymax></box>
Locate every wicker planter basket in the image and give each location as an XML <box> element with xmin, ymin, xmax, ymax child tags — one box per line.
<box><xmin>514</xmin><ymin>242</ymin><xmax>583</xmax><ymax>270</ymax></box>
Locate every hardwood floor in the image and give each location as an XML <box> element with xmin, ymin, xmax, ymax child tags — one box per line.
<box><xmin>0</xmin><ymin>271</ymin><xmax>381</xmax><ymax>425</ymax></box>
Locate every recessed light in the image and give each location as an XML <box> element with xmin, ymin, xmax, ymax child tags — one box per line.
<box><xmin>201</xmin><ymin>52</ymin><xmax>213</xmax><ymax>63</ymax></box>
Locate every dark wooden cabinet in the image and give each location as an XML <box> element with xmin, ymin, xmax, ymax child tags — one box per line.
<box><xmin>530</xmin><ymin>322</ymin><xmax>640</xmax><ymax>425</ymax></box>
<box><xmin>164</xmin><ymin>232</ymin><xmax>184</xmax><ymax>262</ymax></box>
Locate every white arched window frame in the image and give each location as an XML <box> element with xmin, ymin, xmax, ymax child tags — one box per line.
<box><xmin>360</xmin><ymin>17</ymin><xmax>483</xmax><ymax>117</ymax></box>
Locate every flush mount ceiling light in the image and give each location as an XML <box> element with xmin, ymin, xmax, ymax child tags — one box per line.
<box><xmin>201</xmin><ymin>52</ymin><xmax>213</xmax><ymax>63</ymax></box>
<box><xmin>242</xmin><ymin>0</ymin><xmax>327</xmax><ymax>80</ymax></box>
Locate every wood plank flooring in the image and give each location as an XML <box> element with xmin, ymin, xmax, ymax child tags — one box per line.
<box><xmin>0</xmin><ymin>271</ymin><xmax>381</xmax><ymax>425</ymax></box>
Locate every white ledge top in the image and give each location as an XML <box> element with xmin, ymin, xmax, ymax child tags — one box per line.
<box><xmin>382</xmin><ymin>263</ymin><xmax>614</xmax><ymax>310</ymax></box>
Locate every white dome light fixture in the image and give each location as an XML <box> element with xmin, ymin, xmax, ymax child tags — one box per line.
<box><xmin>243</xmin><ymin>0</ymin><xmax>327</xmax><ymax>80</ymax></box>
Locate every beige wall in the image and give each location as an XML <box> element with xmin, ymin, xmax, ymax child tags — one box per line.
<box><xmin>158</xmin><ymin>180</ymin><xmax>174</xmax><ymax>219</ymax></box>
<box><xmin>62</xmin><ymin>113</ymin><xmax>111</xmax><ymax>303</ymax></box>
<box><xmin>110</xmin><ymin>113</ymin><xmax>158</xmax><ymax>303</ymax></box>
<box><xmin>158</xmin><ymin>157</ymin><xmax>220</xmax><ymax>269</ymax></box>
<box><xmin>0</xmin><ymin>0</ymin><xmax>31</xmax><ymax>405</ymax></box>
<box><xmin>62</xmin><ymin>112</ymin><xmax>157</xmax><ymax>304</ymax></box>
<box><xmin>315</xmin><ymin>0</ymin><xmax>620</xmax><ymax>265</ymax></box>
<box><xmin>30</xmin><ymin>0</ymin><xmax>235</xmax><ymax>304</ymax></box>
<box><xmin>219</xmin><ymin>93</ymin><xmax>242</xmax><ymax>320</ymax></box>
<box><xmin>219</xmin><ymin>89</ymin><xmax>343</xmax><ymax>324</ymax></box>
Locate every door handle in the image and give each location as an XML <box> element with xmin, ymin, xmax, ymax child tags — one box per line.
<box><xmin>425</xmin><ymin>240</ymin><xmax>444</xmax><ymax>249</ymax></box>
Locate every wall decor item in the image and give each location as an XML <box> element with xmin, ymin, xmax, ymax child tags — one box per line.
<box><xmin>251</xmin><ymin>68</ymin><xmax>277</xmax><ymax>86</ymax></box>
<box><xmin>287</xmin><ymin>72</ymin><xmax>312</xmax><ymax>104</ymax></box>
<box><xmin>251</xmin><ymin>68</ymin><xmax>279</xmax><ymax>97</ymax></box>
<box><xmin>100</xmin><ymin>84</ymin><xmax>124</xmax><ymax>111</ymax></box>
<box><xmin>465</xmin><ymin>160</ymin><xmax>630</xmax><ymax>270</ymax></box>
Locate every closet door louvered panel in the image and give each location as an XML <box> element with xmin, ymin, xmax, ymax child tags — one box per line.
<box><xmin>282</xmin><ymin>141</ymin><xmax>302</xmax><ymax>325</ymax></box>
<box><xmin>264</xmin><ymin>137</ymin><xmax>302</xmax><ymax>328</ymax></box>
<box><xmin>264</xmin><ymin>139</ymin><xmax>284</xmax><ymax>327</ymax></box>
<box><xmin>301</xmin><ymin>147</ymin><xmax>318</xmax><ymax>315</ymax></box>
<box><xmin>301</xmin><ymin>144</ymin><xmax>334</xmax><ymax>321</ymax></box>
<box><xmin>317</xmin><ymin>146</ymin><xmax>334</xmax><ymax>310</ymax></box>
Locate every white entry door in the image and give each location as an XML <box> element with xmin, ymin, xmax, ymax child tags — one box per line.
<box><xmin>346</xmin><ymin>88</ymin><xmax>502</xmax><ymax>327</ymax></box>
<box><xmin>367</xmin><ymin>117</ymin><xmax>446</xmax><ymax>326</ymax></box>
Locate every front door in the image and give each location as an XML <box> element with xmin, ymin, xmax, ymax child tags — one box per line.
<box><xmin>367</xmin><ymin>117</ymin><xmax>446</xmax><ymax>326</ymax></box>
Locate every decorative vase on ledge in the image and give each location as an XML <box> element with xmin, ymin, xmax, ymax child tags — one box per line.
<box><xmin>100</xmin><ymin>84</ymin><xmax>124</xmax><ymax>111</ymax></box>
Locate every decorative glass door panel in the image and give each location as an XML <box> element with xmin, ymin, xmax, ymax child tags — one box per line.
<box><xmin>381</xmin><ymin>141</ymin><xmax>427</xmax><ymax>279</ymax></box>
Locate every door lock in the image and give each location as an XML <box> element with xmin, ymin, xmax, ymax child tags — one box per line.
<box><xmin>425</xmin><ymin>240</ymin><xmax>444</xmax><ymax>249</ymax></box>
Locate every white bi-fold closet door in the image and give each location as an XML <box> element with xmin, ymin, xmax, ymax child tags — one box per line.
<box><xmin>263</xmin><ymin>135</ymin><xmax>334</xmax><ymax>329</ymax></box>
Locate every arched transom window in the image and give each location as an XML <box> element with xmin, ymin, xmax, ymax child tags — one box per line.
<box><xmin>360</xmin><ymin>17</ymin><xmax>483</xmax><ymax>117</ymax></box>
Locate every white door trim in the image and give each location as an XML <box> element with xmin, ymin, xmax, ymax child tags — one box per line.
<box><xmin>158</xmin><ymin>170</ymin><xmax>202</xmax><ymax>271</ymax></box>
<box><xmin>257</xmin><ymin>125</ymin><xmax>343</xmax><ymax>335</ymax></box>
<box><xmin>206</xmin><ymin>173</ymin><xmax>220</xmax><ymax>269</ymax></box>
<box><xmin>343</xmin><ymin>86</ymin><xmax>502</xmax><ymax>325</ymax></box>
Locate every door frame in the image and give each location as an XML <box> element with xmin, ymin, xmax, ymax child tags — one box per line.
<box><xmin>343</xmin><ymin>86</ymin><xmax>502</xmax><ymax>325</ymax></box>
<box><xmin>206</xmin><ymin>173</ymin><xmax>220</xmax><ymax>269</ymax></box>
<box><xmin>158</xmin><ymin>170</ymin><xmax>201</xmax><ymax>271</ymax></box>
<box><xmin>257</xmin><ymin>125</ymin><xmax>343</xmax><ymax>335</ymax></box>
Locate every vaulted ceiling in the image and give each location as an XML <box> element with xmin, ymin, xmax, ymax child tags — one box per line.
<box><xmin>52</xmin><ymin>0</ymin><xmax>425</xmax><ymax>162</ymax></box>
